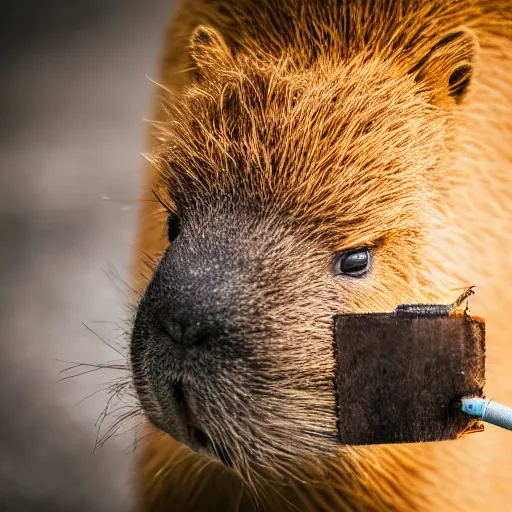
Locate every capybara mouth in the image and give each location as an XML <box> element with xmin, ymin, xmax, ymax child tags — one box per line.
<box><xmin>173</xmin><ymin>381</ymin><xmax>212</xmax><ymax>452</ymax></box>
<box><xmin>173</xmin><ymin>381</ymin><xmax>237</xmax><ymax>467</ymax></box>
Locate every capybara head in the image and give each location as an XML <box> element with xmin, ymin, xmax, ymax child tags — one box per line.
<box><xmin>130</xmin><ymin>19</ymin><xmax>478</xmax><ymax>480</ymax></box>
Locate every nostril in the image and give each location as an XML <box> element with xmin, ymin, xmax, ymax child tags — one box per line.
<box><xmin>184</xmin><ymin>327</ymin><xmax>209</xmax><ymax>348</ymax></box>
<box><xmin>161</xmin><ymin>318</ymin><xmax>184</xmax><ymax>344</ymax></box>
<box><xmin>160</xmin><ymin>316</ymin><xmax>213</xmax><ymax>349</ymax></box>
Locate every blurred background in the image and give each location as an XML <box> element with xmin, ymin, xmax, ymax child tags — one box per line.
<box><xmin>0</xmin><ymin>1</ymin><xmax>174</xmax><ymax>510</ymax></box>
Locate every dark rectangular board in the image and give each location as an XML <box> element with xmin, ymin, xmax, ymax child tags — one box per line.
<box><xmin>333</xmin><ymin>312</ymin><xmax>485</xmax><ymax>445</ymax></box>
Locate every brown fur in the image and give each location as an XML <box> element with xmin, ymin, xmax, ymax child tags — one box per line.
<box><xmin>132</xmin><ymin>1</ymin><xmax>512</xmax><ymax>510</ymax></box>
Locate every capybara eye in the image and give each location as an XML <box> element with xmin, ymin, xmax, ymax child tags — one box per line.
<box><xmin>167</xmin><ymin>213</ymin><xmax>181</xmax><ymax>242</ymax></box>
<box><xmin>334</xmin><ymin>247</ymin><xmax>372</xmax><ymax>277</ymax></box>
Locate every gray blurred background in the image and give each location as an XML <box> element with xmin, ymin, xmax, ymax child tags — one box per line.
<box><xmin>0</xmin><ymin>2</ymin><xmax>174</xmax><ymax>510</ymax></box>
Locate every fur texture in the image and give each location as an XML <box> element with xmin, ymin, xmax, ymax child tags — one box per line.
<box><xmin>131</xmin><ymin>1</ymin><xmax>512</xmax><ymax>510</ymax></box>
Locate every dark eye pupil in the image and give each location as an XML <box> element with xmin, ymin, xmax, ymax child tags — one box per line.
<box><xmin>167</xmin><ymin>213</ymin><xmax>180</xmax><ymax>242</ymax></box>
<box><xmin>338</xmin><ymin>248</ymin><xmax>371</xmax><ymax>276</ymax></box>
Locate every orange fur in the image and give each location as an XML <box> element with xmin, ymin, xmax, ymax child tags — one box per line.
<box><xmin>132</xmin><ymin>1</ymin><xmax>512</xmax><ymax>510</ymax></box>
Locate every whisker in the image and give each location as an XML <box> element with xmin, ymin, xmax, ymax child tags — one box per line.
<box><xmin>81</xmin><ymin>322</ymin><xmax>126</xmax><ymax>358</ymax></box>
<box><xmin>152</xmin><ymin>188</ymin><xmax>173</xmax><ymax>214</ymax></box>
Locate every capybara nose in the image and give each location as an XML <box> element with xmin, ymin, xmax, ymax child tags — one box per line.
<box><xmin>160</xmin><ymin>316</ymin><xmax>213</xmax><ymax>349</ymax></box>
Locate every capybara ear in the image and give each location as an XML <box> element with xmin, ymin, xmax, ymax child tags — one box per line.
<box><xmin>188</xmin><ymin>25</ymin><xmax>232</xmax><ymax>77</ymax></box>
<box><xmin>410</xmin><ymin>27</ymin><xmax>479</xmax><ymax>107</ymax></box>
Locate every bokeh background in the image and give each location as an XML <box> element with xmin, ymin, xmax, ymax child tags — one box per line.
<box><xmin>0</xmin><ymin>2</ymin><xmax>174</xmax><ymax>510</ymax></box>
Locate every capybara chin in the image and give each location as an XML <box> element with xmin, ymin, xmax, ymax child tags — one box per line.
<box><xmin>130</xmin><ymin>1</ymin><xmax>512</xmax><ymax>510</ymax></box>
